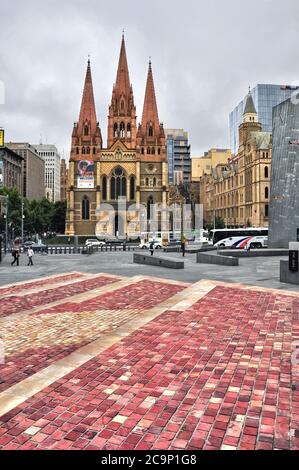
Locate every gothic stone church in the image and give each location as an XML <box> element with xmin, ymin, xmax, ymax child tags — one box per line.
<box><xmin>65</xmin><ymin>35</ymin><xmax>169</xmax><ymax>237</ymax></box>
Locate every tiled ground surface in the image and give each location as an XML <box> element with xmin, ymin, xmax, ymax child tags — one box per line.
<box><xmin>0</xmin><ymin>275</ymin><xmax>119</xmax><ymax>319</ymax></box>
<box><xmin>0</xmin><ymin>272</ymin><xmax>84</xmax><ymax>297</ymax></box>
<box><xmin>0</xmin><ymin>278</ymin><xmax>184</xmax><ymax>393</ymax></box>
<box><xmin>0</xmin><ymin>282</ymin><xmax>298</xmax><ymax>450</ymax></box>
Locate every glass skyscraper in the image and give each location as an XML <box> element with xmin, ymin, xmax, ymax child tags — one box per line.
<box><xmin>229</xmin><ymin>84</ymin><xmax>296</xmax><ymax>154</ymax></box>
<box><xmin>165</xmin><ymin>129</ymin><xmax>191</xmax><ymax>185</ymax></box>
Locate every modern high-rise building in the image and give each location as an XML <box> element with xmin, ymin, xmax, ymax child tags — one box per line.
<box><xmin>34</xmin><ymin>144</ymin><xmax>61</xmax><ymax>202</ymax></box>
<box><xmin>165</xmin><ymin>129</ymin><xmax>191</xmax><ymax>185</ymax></box>
<box><xmin>269</xmin><ymin>98</ymin><xmax>299</xmax><ymax>248</ymax></box>
<box><xmin>6</xmin><ymin>142</ymin><xmax>45</xmax><ymax>200</ymax></box>
<box><xmin>229</xmin><ymin>84</ymin><xmax>296</xmax><ymax>154</ymax></box>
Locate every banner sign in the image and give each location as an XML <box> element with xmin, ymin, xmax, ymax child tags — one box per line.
<box><xmin>0</xmin><ymin>129</ymin><xmax>4</xmax><ymax>147</ymax></box>
<box><xmin>77</xmin><ymin>160</ymin><xmax>94</xmax><ymax>188</ymax></box>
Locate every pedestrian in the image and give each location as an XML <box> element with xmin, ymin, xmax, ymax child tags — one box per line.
<box><xmin>181</xmin><ymin>237</ymin><xmax>186</xmax><ymax>257</ymax></box>
<box><xmin>27</xmin><ymin>247</ymin><xmax>34</xmax><ymax>266</ymax></box>
<box><xmin>149</xmin><ymin>241</ymin><xmax>155</xmax><ymax>256</ymax></box>
<box><xmin>11</xmin><ymin>247</ymin><xmax>20</xmax><ymax>266</ymax></box>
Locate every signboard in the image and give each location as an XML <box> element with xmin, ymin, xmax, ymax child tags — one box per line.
<box><xmin>289</xmin><ymin>250</ymin><xmax>299</xmax><ymax>273</ymax></box>
<box><xmin>0</xmin><ymin>129</ymin><xmax>4</xmax><ymax>148</ymax></box>
<box><xmin>77</xmin><ymin>160</ymin><xmax>94</xmax><ymax>189</ymax></box>
<box><xmin>0</xmin><ymin>160</ymin><xmax>3</xmax><ymax>188</ymax></box>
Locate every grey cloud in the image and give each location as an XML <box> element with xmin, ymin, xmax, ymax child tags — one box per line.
<box><xmin>1</xmin><ymin>0</ymin><xmax>299</xmax><ymax>157</ymax></box>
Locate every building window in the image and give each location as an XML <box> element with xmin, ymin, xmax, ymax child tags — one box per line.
<box><xmin>130</xmin><ymin>176</ymin><xmax>135</xmax><ymax>200</ymax></box>
<box><xmin>145</xmin><ymin>177</ymin><xmax>149</xmax><ymax>186</ymax></box>
<box><xmin>93</xmin><ymin>147</ymin><xmax>96</xmax><ymax>155</ymax></box>
<box><xmin>127</xmin><ymin>123</ymin><xmax>131</xmax><ymax>138</ymax></box>
<box><xmin>84</xmin><ymin>125</ymin><xmax>89</xmax><ymax>136</ymax></box>
<box><xmin>264</xmin><ymin>166</ymin><xmax>269</xmax><ymax>178</ymax></box>
<box><xmin>114</xmin><ymin>123</ymin><xmax>118</xmax><ymax>138</ymax></box>
<box><xmin>158</xmin><ymin>147</ymin><xmax>161</xmax><ymax>155</ymax></box>
<box><xmin>147</xmin><ymin>147</ymin><xmax>150</xmax><ymax>155</ymax></box>
<box><xmin>149</xmin><ymin>126</ymin><xmax>153</xmax><ymax>137</ymax></box>
<box><xmin>110</xmin><ymin>167</ymin><xmax>126</xmax><ymax>199</ymax></box>
<box><xmin>82</xmin><ymin>147</ymin><xmax>86</xmax><ymax>155</ymax></box>
<box><xmin>151</xmin><ymin>147</ymin><xmax>155</xmax><ymax>155</ymax></box>
<box><xmin>76</xmin><ymin>147</ymin><xmax>79</xmax><ymax>154</ymax></box>
<box><xmin>265</xmin><ymin>204</ymin><xmax>269</xmax><ymax>218</ymax></box>
<box><xmin>82</xmin><ymin>196</ymin><xmax>90</xmax><ymax>220</ymax></box>
<box><xmin>120</xmin><ymin>122</ymin><xmax>125</xmax><ymax>138</ymax></box>
<box><xmin>153</xmin><ymin>177</ymin><xmax>156</xmax><ymax>187</ymax></box>
<box><xmin>141</xmin><ymin>147</ymin><xmax>144</xmax><ymax>154</ymax></box>
<box><xmin>265</xmin><ymin>187</ymin><xmax>269</xmax><ymax>199</ymax></box>
<box><xmin>102</xmin><ymin>176</ymin><xmax>107</xmax><ymax>200</ymax></box>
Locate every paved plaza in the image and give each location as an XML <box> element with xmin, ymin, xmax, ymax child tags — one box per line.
<box><xmin>0</xmin><ymin>252</ymin><xmax>298</xmax><ymax>450</ymax></box>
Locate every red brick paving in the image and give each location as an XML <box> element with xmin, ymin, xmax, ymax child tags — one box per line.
<box><xmin>35</xmin><ymin>280</ymin><xmax>183</xmax><ymax>315</ymax></box>
<box><xmin>0</xmin><ymin>279</ymin><xmax>184</xmax><ymax>393</ymax></box>
<box><xmin>0</xmin><ymin>284</ymin><xmax>298</xmax><ymax>450</ymax></box>
<box><xmin>0</xmin><ymin>273</ymin><xmax>83</xmax><ymax>297</ymax></box>
<box><xmin>0</xmin><ymin>275</ymin><xmax>119</xmax><ymax>318</ymax></box>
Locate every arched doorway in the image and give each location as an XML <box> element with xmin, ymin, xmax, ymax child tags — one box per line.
<box><xmin>114</xmin><ymin>213</ymin><xmax>124</xmax><ymax>237</ymax></box>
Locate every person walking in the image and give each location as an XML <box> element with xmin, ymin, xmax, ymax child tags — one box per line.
<box><xmin>181</xmin><ymin>237</ymin><xmax>186</xmax><ymax>257</ymax></box>
<box><xmin>11</xmin><ymin>247</ymin><xmax>20</xmax><ymax>266</ymax></box>
<box><xmin>27</xmin><ymin>247</ymin><xmax>34</xmax><ymax>266</ymax></box>
<box><xmin>149</xmin><ymin>241</ymin><xmax>155</xmax><ymax>256</ymax></box>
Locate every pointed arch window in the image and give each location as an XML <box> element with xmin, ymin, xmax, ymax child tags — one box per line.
<box><xmin>145</xmin><ymin>177</ymin><xmax>149</xmax><ymax>186</ymax></box>
<box><xmin>86</xmin><ymin>146</ymin><xmax>90</xmax><ymax>154</ymax></box>
<box><xmin>151</xmin><ymin>147</ymin><xmax>155</xmax><ymax>155</ymax></box>
<box><xmin>110</xmin><ymin>167</ymin><xmax>127</xmax><ymax>199</ymax></box>
<box><xmin>93</xmin><ymin>147</ymin><xmax>96</xmax><ymax>155</ymax></box>
<box><xmin>82</xmin><ymin>147</ymin><xmax>86</xmax><ymax>155</ymax></box>
<box><xmin>114</xmin><ymin>123</ymin><xmax>118</xmax><ymax>138</ymax></box>
<box><xmin>149</xmin><ymin>126</ymin><xmax>153</xmax><ymax>137</ymax></box>
<box><xmin>130</xmin><ymin>176</ymin><xmax>135</xmax><ymax>200</ymax></box>
<box><xmin>127</xmin><ymin>123</ymin><xmax>131</xmax><ymax>138</ymax></box>
<box><xmin>153</xmin><ymin>177</ymin><xmax>156</xmax><ymax>187</ymax></box>
<box><xmin>147</xmin><ymin>147</ymin><xmax>150</xmax><ymax>155</ymax></box>
<box><xmin>120</xmin><ymin>122</ymin><xmax>125</xmax><ymax>138</ymax></box>
<box><xmin>121</xmin><ymin>100</ymin><xmax>124</xmax><ymax>112</ymax></box>
<box><xmin>141</xmin><ymin>147</ymin><xmax>144</xmax><ymax>155</ymax></box>
<box><xmin>82</xmin><ymin>196</ymin><xmax>90</xmax><ymax>220</ymax></box>
<box><xmin>264</xmin><ymin>166</ymin><xmax>269</xmax><ymax>178</ymax></box>
<box><xmin>158</xmin><ymin>147</ymin><xmax>161</xmax><ymax>155</ymax></box>
<box><xmin>102</xmin><ymin>176</ymin><xmax>107</xmax><ymax>201</ymax></box>
<box><xmin>84</xmin><ymin>125</ymin><xmax>89</xmax><ymax>136</ymax></box>
<box><xmin>265</xmin><ymin>187</ymin><xmax>269</xmax><ymax>199</ymax></box>
<box><xmin>76</xmin><ymin>147</ymin><xmax>79</xmax><ymax>154</ymax></box>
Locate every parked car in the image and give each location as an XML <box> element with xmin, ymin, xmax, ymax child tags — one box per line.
<box><xmin>139</xmin><ymin>240</ymin><xmax>163</xmax><ymax>250</ymax></box>
<box><xmin>85</xmin><ymin>239</ymin><xmax>106</xmax><ymax>247</ymax></box>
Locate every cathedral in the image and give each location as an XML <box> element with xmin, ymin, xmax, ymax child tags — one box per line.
<box><xmin>65</xmin><ymin>35</ymin><xmax>169</xmax><ymax>238</ymax></box>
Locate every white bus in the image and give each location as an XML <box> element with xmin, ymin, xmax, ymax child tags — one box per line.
<box><xmin>209</xmin><ymin>228</ymin><xmax>268</xmax><ymax>246</ymax></box>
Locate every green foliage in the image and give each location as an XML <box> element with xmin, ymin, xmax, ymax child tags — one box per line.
<box><xmin>206</xmin><ymin>217</ymin><xmax>225</xmax><ymax>231</ymax></box>
<box><xmin>0</xmin><ymin>187</ymin><xmax>66</xmax><ymax>237</ymax></box>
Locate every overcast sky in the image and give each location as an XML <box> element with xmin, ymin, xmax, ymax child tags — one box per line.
<box><xmin>1</xmin><ymin>0</ymin><xmax>299</xmax><ymax>159</ymax></box>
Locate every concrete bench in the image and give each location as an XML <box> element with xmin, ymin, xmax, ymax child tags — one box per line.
<box><xmin>218</xmin><ymin>249</ymin><xmax>288</xmax><ymax>258</ymax></box>
<box><xmin>133</xmin><ymin>253</ymin><xmax>184</xmax><ymax>269</ymax></box>
<box><xmin>197</xmin><ymin>252</ymin><xmax>239</xmax><ymax>266</ymax></box>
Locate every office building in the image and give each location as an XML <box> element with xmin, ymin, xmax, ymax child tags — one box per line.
<box><xmin>35</xmin><ymin>144</ymin><xmax>61</xmax><ymax>202</ymax></box>
<box><xmin>60</xmin><ymin>158</ymin><xmax>68</xmax><ymax>201</ymax></box>
<box><xmin>191</xmin><ymin>148</ymin><xmax>232</xmax><ymax>181</ymax></box>
<box><xmin>6</xmin><ymin>143</ymin><xmax>45</xmax><ymax>200</ymax></box>
<box><xmin>165</xmin><ymin>129</ymin><xmax>191</xmax><ymax>185</ymax></box>
<box><xmin>229</xmin><ymin>84</ymin><xmax>296</xmax><ymax>154</ymax></box>
<box><xmin>0</xmin><ymin>146</ymin><xmax>23</xmax><ymax>192</ymax></box>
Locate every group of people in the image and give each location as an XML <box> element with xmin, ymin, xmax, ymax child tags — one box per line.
<box><xmin>11</xmin><ymin>247</ymin><xmax>34</xmax><ymax>267</ymax></box>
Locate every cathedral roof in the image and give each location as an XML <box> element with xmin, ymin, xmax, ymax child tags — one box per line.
<box><xmin>78</xmin><ymin>59</ymin><xmax>97</xmax><ymax>134</ymax></box>
<box><xmin>140</xmin><ymin>60</ymin><xmax>160</xmax><ymax>134</ymax></box>
<box><xmin>243</xmin><ymin>91</ymin><xmax>257</xmax><ymax>115</ymax></box>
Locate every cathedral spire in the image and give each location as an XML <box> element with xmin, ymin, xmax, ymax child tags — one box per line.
<box><xmin>114</xmin><ymin>33</ymin><xmax>131</xmax><ymax>100</ymax></box>
<box><xmin>140</xmin><ymin>59</ymin><xmax>160</xmax><ymax>134</ymax></box>
<box><xmin>78</xmin><ymin>58</ymin><xmax>97</xmax><ymax>135</ymax></box>
<box><xmin>107</xmin><ymin>34</ymin><xmax>136</xmax><ymax>148</ymax></box>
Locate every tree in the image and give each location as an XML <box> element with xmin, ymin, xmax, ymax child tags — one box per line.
<box><xmin>206</xmin><ymin>217</ymin><xmax>225</xmax><ymax>231</ymax></box>
<box><xmin>51</xmin><ymin>200</ymin><xmax>67</xmax><ymax>233</ymax></box>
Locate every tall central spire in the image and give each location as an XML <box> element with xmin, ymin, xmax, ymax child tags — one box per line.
<box><xmin>114</xmin><ymin>33</ymin><xmax>131</xmax><ymax>99</ymax></box>
<box><xmin>140</xmin><ymin>60</ymin><xmax>160</xmax><ymax>134</ymax></box>
<box><xmin>107</xmin><ymin>34</ymin><xmax>136</xmax><ymax>148</ymax></box>
<box><xmin>78</xmin><ymin>59</ymin><xmax>97</xmax><ymax>135</ymax></box>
